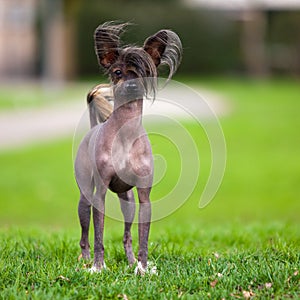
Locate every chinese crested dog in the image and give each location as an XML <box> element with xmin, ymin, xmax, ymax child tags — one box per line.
<box><xmin>75</xmin><ymin>21</ymin><xmax>182</xmax><ymax>274</ymax></box>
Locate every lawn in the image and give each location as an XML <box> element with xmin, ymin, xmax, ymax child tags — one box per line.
<box><xmin>0</xmin><ymin>81</ymin><xmax>95</xmax><ymax>110</ymax></box>
<box><xmin>0</xmin><ymin>77</ymin><xmax>299</xmax><ymax>299</ymax></box>
<box><xmin>0</xmin><ymin>224</ymin><xmax>299</xmax><ymax>299</ymax></box>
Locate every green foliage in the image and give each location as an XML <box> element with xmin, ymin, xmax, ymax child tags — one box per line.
<box><xmin>72</xmin><ymin>2</ymin><xmax>300</xmax><ymax>77</ymax></box>
<box><xmin>75</xmin><ymin>1</ymin><xmax>240</xmax><ymax>76</ymax></box>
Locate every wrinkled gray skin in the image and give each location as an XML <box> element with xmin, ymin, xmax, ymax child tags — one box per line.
<box><xmin>75</xmin><ymin>28</ymin><xmax>163</xmax><ymax>272</ymax></box>
<box><xmin>75</xmin><ymin>21</ymin><xmax>182</xmax><ymax>271</ymax></box>
<box><xmin>75</xmin><ymin>95</ymin><xmax>153</xmax><ymax>270</ymax></box>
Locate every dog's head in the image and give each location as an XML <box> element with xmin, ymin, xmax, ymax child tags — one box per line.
<box><xmin>94</xmin><ymin>21</ymin><xmax>182</xmax><ymax>101</ymax></box>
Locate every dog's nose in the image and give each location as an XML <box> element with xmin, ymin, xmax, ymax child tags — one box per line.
<box><xmin>124</xmin><ymin>81</ymin><xmax>138</xmax><ymax>92</ymax></box>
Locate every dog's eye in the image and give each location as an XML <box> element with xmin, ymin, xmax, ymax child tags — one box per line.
<box><xmin>114</xmin><ymin>70</ymin><xmax>122</xmax><ymax>77</ymax></box>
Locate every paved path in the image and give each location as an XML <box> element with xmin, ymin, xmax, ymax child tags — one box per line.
<box><xmin>0</xmin><ymin>85</ymin><xmax>229</xmax><ymax>150</ymax></box>
<box><xmin>0</xmin><ymin>101</ymin><xmax>85</xmax><ymax>149</ymax></box>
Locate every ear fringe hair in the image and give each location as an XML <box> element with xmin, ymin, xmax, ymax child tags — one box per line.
<box><xmin>159</xmin><ymin>30</ymin><xmax>183</xmax><ymax>82</ymax></box>
<box><xmin>93</xmin><ymin>22</ymin><xmax>182</xmax><ymax>103</ymax></box>
<box><xmin>94</xmin><ymin>21</ymin><xmax>130</xmax><ymax>68</ymax></box>
<box><xmin>121</xmin><ymin>47</ymin><xmax>158</xmax><ymax>99</ymax></box>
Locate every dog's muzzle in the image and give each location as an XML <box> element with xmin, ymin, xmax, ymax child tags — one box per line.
<box><xmin>114</xmin><ymin>79</ymin><xmax>144</xmax><ymax>102</ymax></box>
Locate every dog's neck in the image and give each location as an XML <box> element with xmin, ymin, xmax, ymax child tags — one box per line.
<box><xmin>111</xmin><ymin>98</ymin><xmax>143</xmax><ymax>127</ymax></box>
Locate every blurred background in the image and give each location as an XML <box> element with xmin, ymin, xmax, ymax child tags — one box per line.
<box><xmin>1</xmin><ymin>0</ymin><xmax>300</xmax><ymax>81</ymax></box>
<box><xmin>0</xmin><ymin>0</ymin><xmax>299</xmax><ymax>229</ymax></box>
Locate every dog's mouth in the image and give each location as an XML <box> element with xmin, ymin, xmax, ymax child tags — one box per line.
<box><xmin>113</xmin><ymin>79</ymin><xmax>145</xmax><ymax>102</ymax></box>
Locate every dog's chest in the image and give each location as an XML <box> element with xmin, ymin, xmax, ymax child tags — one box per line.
<box><xmin>111</xmin><ymin>140</ymin><xmax>144</xmax><ymax>174</ymax></box>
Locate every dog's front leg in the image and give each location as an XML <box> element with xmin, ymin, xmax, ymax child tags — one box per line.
<box><xmin>119</xmin><ymin>190</ymin><xmax>136</xmax><ymax>266</ymax></box>
<box><xmin>92</xmin><ymin>187</ymin><xmax>107</xmax><ymax>271</ymax></box>
<box><xmin>78</xmin><ymin>193</ymin><xmax>92</xmax><ymax>260</ymax></box>
<box><xmin>137</xmin><ymin>187</ymin><xmax>152</xmax><ymax>270</ymax></box>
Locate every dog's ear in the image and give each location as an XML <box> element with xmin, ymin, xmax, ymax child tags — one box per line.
<box><xmin>94</xmin><ymin>22</ymin><xmax>127</xmax><ymax>69</ymax></box>
<box><xmin>143</xmin><ymin>30</ymin><xmax>168</xmax><ymax>67</ymax></box>
<box><xmin>144</xmin><ymin>29</ymin><xmax>182</xmax><ymax>80</ymax></box>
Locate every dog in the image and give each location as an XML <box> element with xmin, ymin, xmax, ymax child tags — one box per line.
<box><xmin>75</xmin><ymin>21</ymin><xmax>182</xmax><ymax>274</ymax></box>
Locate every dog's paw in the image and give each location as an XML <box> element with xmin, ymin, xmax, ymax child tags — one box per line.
<box><xmin>134</xmin><ymin>261</ymin><xmax>157</xmax><ymax>276</ymax></box>
<box><xmin>88</xmin><ymin>265</ymin><xmax>100</xmax><ymax>274</ymax></box>
<box><xmin>88</xmin><ymin>262</ymin><xmax>107</xmax><ymax>274</ymax></box>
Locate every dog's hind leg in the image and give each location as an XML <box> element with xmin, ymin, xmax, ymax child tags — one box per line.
<box><xmin>137</xmin><ymin>187</ymin><xmax>152</xmax><ymax>270</ymax></box>
<box><xmin>75</xmin><ymin>134</ymin><xmax>95</xmax><ymax>261</ymax></box>
<box><xmin>118</xmin><ymin>190</ymin><xmax>136</xmax><ymax>266</ymax></box>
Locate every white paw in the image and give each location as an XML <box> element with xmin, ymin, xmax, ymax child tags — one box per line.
<box><xmin>134</xmin><ymin>261</ymin><xmax>158</xmax><ymax>276</ymax></box>
<box><xmin>88</xmin><ymin>266</ymin><xmax>100</xmax><ymax>274</ymax></box>
<box><xmin>88</xmin><ymin>261</ymin><xmax>106</xmax><ymax>273</ymax></box>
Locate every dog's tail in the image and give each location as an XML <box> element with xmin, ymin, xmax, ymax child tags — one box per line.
<box><xmin>87</xmin><ymin>84</ymin><xmax>113</xmax><ymax>127</ymax></box>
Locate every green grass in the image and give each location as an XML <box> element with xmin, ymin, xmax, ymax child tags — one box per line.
<box><xmin>1</xmin><ymin>224</ymin><xmax>299</xmax><ymax>299</ymax></box>
<box><xmin>0</xmin><ymin>82</ymin><xmax>94</xmax><ymax>110</ymax></box>
<box><xmin>1</xmin><ymin>77</ymin><xmax>300</xmax><ymax>298</ymax></box>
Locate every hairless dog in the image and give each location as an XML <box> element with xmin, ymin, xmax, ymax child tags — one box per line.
<box><xmin>75</xmin><ymin>21</ymin><xmax>182</xmax><ymax>274</ymax></box>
